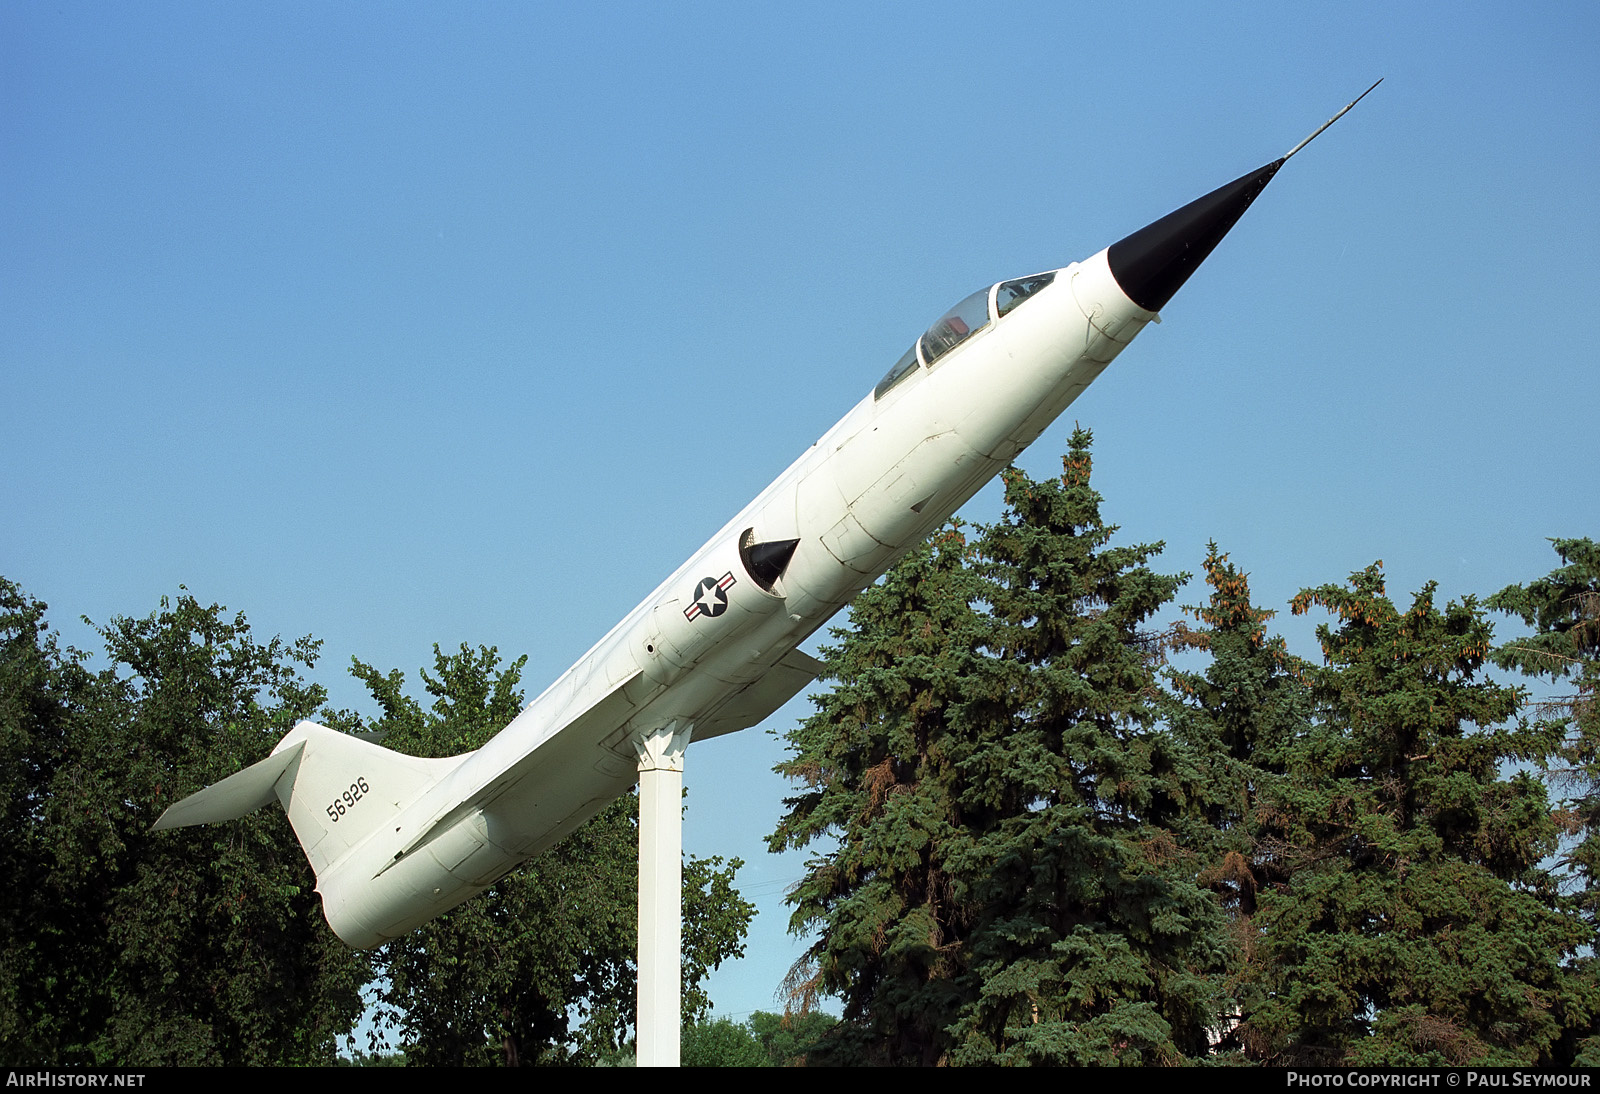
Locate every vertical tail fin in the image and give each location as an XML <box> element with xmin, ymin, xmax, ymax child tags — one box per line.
<box><xmin>154</xmin><ymin>720</ymin><xmax>468</xmax><ymax>881</ymax></box>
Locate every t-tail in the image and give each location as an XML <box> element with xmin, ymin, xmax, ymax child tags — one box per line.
<box><xmin>154</xmin><ymin>723</ymin><xmax>467</xmax><ymax>941</ymax></box>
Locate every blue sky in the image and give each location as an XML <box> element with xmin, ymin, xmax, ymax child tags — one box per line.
<box><xmin>4</xmin><ymin>1</ymin><xmax>1597</xmax><ymax>1027</ymax></box>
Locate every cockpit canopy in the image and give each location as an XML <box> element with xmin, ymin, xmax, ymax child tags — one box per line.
<box><xmin>874</xmin><ymin>271</ymin><xmax>1057</xmax><ymax>400</ymax></box>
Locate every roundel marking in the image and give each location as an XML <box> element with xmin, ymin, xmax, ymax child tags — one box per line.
<box><xmin>684</xmin><ymin>572</ymin><xmax>736</xmax><ymax>621</ymax></box>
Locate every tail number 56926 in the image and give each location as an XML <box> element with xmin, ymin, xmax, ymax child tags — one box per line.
<box><xmin>326</xmin><ymin>777</ymin><xmax>370</xmax><ymax>823</ymax></box>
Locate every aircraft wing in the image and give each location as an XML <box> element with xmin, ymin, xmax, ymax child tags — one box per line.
<box><xmin>694</xmin><ymin>647</ymin><xmax>825</xmax><ymax>741</ymax></box>
<box><xmin>383</xmin><ymin>649</ymin><xmax>823</xmax><ymax>870</ymax></box>
<box><xmin>381</xmin><ymin>668</ymin><xmax>649</xmax><ymax>871</ymax></box>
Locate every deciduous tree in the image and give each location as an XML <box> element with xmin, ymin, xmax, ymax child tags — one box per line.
<box><xmin>0</xmin><ymin>580</ymin><xmax>368</xmax><ymax>1065</ymax></box>
<box><xmin>746</xmin><ymin>1008</ymin><xmax>837</xmax><ymax>1066</ymax></box>
<box><xmin>350</xmin><ymin>644</ymin><xmax>754</xmax><ymax>1065</ymax></box>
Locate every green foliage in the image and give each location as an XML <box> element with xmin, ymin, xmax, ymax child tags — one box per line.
<box><xmin>1163</xmin><ymin>545</ymin><xmax>1314</xmax><ymax>1053</ymax></box>
<box><xmin>771</xmin><ymin>436</ymin><xmax>1600</xmax><ymax>1067</ymax></box>
<box><xmin>1</xmin><ymin>580</ymin><xmax>754</xmax><ymax>1067</ymax></box>
<box><xmin>1489</xmin><ymin>539</ymin><xmax>1600</xmax><ymax>915</ymax></box>
<box><xmin>0</xmin><ymin>580</ymin><xmax>83</xmax><ymax>1062</ymax></box>
<box><xmin>676</xmin><ymin>1011</ymin><xmax>838</xmax><ymax>1067</ymax></box>
<box><xmin>1239</xmin><ymin>565</ymin><xmax>1580</xmax><ymax>1065</ymax></box>
<box><xmin>680</xmin><ymin>1016</ymin><xmax>771</xmax><ymax>1067</ymax></box>
<box><xmin>770</xmin><ymin>525</ymin><xmax>987</xmax><ymax>1064</ymax></box>
<box><xmin>0</xmin><ymin>580</ymin><xmax>368</xmax><ymax>1065</ymax></box>
<box><xmin>338</xmin><ymin>1048</ymin><xmax>408</xmax><ymax>1066</ymax></box>
<box><xmin>944</xmin><ymin>433</ymin><xmax>1221</xmax><ymax>1066</ymax></box>
<box><xmin>746</xmin><ymin>1009</ymin><xmax>837</xmax><ymax>1066</ymax></box>
<box><xmin>1166</xmin><ymin>546</ymin><xmax>1312</xmax><ymax>864</ymax></box>
<box><xmin>683</xmin><ymin>854</ymin><xmax>757</xmax><ymax>1024</ymax></box>
<box><xmin>7</xmin><ymin>492</ymin><xmax>1591</xmax><ymax>1070</ymax></box>
<box><xmin>773</xmin><ymin>430</ymin><xmax>1226</xmax><ymax>1065</ymax></box>
<box><xmin>1489</xmin><ymin>538</ymin><xmax>1600</xmax><ymax>1062</ymax></box>
<box><xmin>353</xmin><ymin>643</ymin><xmax>754</xmax><ymax>1065</ymax></box>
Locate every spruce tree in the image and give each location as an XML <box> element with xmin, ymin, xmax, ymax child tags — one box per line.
<box><xmin>774</xmin><ymin>432</ymin><xmax>1228</xmax><ymax>1065</ymax></box>
<box><xmin>769</xmin><ymin>527</ymin><xmax>987</xmax><ymax>1065</ymax></box>
<box><xmin>1247</xmin><ymin>564</ymin><xmax>1579</xmax><ymax>1065</ymax></box>
<box><xmin>1488</xmin><ymin>538</ymin><xmax>1600</xmax><ymax>1063</ymax></box>
<box><xmin>1489</xmin><ymin>539</ymin><xmax>1600</xmax><ymax>931</ymax></box>
<box><xmin>945</xmin><ymin>430</ymin><xmax>1222</xmax><ymax>1065</ymax></box>
<box><xmin>1164</xmin><ymin>545</ymin><xmax>1314</xmax><ymax>1057</ymax></box>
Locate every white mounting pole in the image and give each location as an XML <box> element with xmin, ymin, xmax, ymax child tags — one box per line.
<box><xmin>634</xmin><ymin>721</ymin><xmax>691</xmax><ymax>1067</ymax></box>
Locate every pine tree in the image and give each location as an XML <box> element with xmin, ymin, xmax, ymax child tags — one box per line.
<box><xmin>1246</xmin><ymin>564</ymin><xmax>1579</xmax><ymax>1065</ymax></box>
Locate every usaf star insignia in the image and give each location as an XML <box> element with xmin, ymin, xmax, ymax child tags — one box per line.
<box><xmin>684</xmin><ymin>572</ymin><xmax>736</xmax><ymax>621</ymax></box>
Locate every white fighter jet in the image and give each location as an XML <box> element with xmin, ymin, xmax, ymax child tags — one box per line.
<box><xmin>157</xmin><ymin>87</ymin><xmax>1378</xmax><ymax>957</ymax></box>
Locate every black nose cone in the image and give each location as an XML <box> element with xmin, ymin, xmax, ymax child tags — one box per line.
<box><xmin>1106</xmin><ymin>159</ymin><xmax>1284</xmax><ymax>313</ymax></box>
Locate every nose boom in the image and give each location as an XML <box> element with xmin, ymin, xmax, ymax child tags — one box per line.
<box><xmin>1106</xmin><ymin>79</ymin><xmax>1382</xmax><ymax>314</ymax></box>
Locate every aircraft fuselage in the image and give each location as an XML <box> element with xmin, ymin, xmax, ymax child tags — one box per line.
<box><xmin>308</xmin><ymin>247</ymin><xmax>1155</xmax><ymax>947</ymax></box>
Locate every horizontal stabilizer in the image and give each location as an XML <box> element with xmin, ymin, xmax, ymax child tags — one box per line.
<box><xmin>153</xmin><ymin>742</ymin><xmax>307</xmax><ymax>830</ymax></box>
